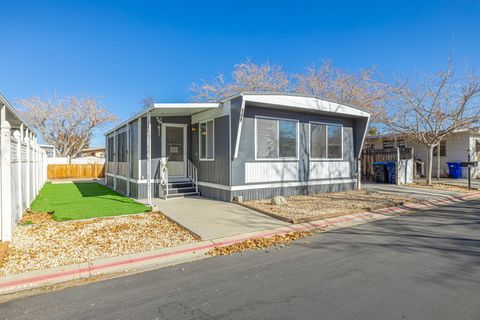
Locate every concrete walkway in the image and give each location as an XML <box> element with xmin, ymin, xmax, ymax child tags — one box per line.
<box><xmin>363</xmin><ymin>183</ymin><xmax>467</xmax><ymax>200</ymax></box>
<box><xmin>151</xmin><ymin>197</ymin><xmax>288</xmax><ymax>240</ymax></box>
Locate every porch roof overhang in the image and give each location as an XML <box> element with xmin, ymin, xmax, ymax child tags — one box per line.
<box><xmin>105</xmin><ymin>103</ymin><xmax>220</xmax><ymax>135</ymax></box>
<box><xmin>239</xmin><ymin>93</ymin><xmax>370</xmax><ymax>119</ymax></box>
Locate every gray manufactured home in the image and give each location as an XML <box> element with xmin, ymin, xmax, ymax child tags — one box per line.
<box><xmin>104</xmin><ymin>93</ymin><xmax>370</xmax><ymax>205</ymax></box>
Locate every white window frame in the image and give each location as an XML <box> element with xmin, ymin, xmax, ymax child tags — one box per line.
<box><xmin>309</xmin><ymin>122</ymin><xmax>344</xmax><ymax>161</ymax></box>
<box><xmin>199</xmin><ymin>118</ymin><xmax>215</xmax><ymax>161</ymax></box>
<box><xmin>254</xmin><ymin>116</ymin><xmax>299</xmax><ymax>161</ymax></box>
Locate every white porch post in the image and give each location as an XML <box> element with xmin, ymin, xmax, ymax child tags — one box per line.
<box><xmin>0</xmin><ymin>120</ymin><xmax>12</xmax><ymax>241</ymax></box>
<box><xmin>113</xmin><ymin>130</ymin><xmax>117</xmax><ymax>190</ymax></box>
<box><xmin>24</xmin><ymin>129</ymin><xmax>31</xmax><ymax>207</ymax></box>
<box><xmin>126</xmin><ymin>122</ymin><xmax>130</xmax><ymax>196</ymax></box>
<box><xmin>146</xmin><ymin>112</ymin><xmax>152</xmax><ymax>206</ymax></box>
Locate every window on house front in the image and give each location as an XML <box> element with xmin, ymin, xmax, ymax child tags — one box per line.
<box><xmin>433</xmin><ymin>140</ymin><xmax>447</xmax><ymax>157</ymax></box>
<box><xmin>199</xmin><ymin>120</ymin><xmax>214</xmax><ymax>160</ymax></box>
<box><xmin>383</xmin><ymin>139</ymin><xmax>406</xmax><ymax>149</ymax></box>
<box><xmin>310</xmin><ymin>123</ymin><xmax>343</xmax><ymax>159</ymax></box>
<box><xmin>256</xmin><ymin>117</ymin><xmax>298</xmax><ymax>159</ymax></box>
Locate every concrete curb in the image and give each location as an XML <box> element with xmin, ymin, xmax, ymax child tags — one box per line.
<box><xmin>1</xmin><ymin>191</ymin><xmax>479</xmax><ymax>295</ymax></box>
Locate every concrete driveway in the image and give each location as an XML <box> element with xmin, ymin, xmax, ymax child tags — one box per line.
<box><xmin>151</xmin><ymin>197</ymin><xmax>288</xmax><ymax>240</ymax></box>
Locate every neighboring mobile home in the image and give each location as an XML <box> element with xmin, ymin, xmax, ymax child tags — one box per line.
<box><xmin>104</xmin><ymin>93</ymin><xmax>370</xmax><ymax>204</ymax></box>
<box><xmin>365</xmin><ymin>130</ymin><xmax>480</xmax><ymax>178</ymax></box>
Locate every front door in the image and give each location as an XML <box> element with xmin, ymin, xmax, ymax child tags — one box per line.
<box><xmin>163</xmin><ymin>125</ymin><xmax>186</xmax><ymax>177</ymax></box>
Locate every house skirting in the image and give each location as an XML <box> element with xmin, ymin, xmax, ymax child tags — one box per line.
<box><xmin>105</xmin><ymin>174</ymin><xmax>356</xmax><ymax>202</ymax></box>
<box><xmin>198</xmin><ymin>179</ymin><xmax>356</xmax><ymax>201</ymax></box>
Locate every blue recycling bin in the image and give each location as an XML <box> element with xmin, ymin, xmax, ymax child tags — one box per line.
<box><xmin>447</xmin><ymin>162</ymin><xmax>462</xmax><ymax>179</ymax></box>
<box><xmin>373</xmin><ymin>162</ymin><xmax>388</xmax><ymax>183</ymax></box>
<box><xmin>386</xmin><ymin>161</ymin><xmax>397</xmax><ymax>184</ymax></box>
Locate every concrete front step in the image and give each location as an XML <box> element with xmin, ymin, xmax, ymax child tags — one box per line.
<box><xmin>167</xmin><ymin>192</ymin><xmax>200</xmax><ymax>199</ymax></box>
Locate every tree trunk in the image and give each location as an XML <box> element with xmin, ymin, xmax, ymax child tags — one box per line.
<box><xmin>426</xmin><ymin>144</ymin><xmax>434</xmax><ymax>185</ymax></box>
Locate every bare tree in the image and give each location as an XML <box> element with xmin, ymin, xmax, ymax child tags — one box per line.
<box><xmin>17</xmin><ymin>95</ymin><xmax>118</xmax><ymax>157</ymax></box>
<box><xmin>295</xmin><ymin>60</ymin><xmax>387</xmax><ymax>120</ymax></box>
<box><xmin>190</xmin><ymin>59</ymin><xmax>290</xmax><ymax>102</ymax></box>
<box><xmin>380</xmin><ymin>60</ymin><xmax>480</xmax><ymax>184</ymax></box>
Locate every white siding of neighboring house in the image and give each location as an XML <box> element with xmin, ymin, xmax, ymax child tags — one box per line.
<box><xmin>365</xmin><ymin>132</ymin><xmax>480</xmax><ymax>178</ymax></box>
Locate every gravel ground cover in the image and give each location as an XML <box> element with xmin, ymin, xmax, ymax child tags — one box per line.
<box><xmin>0</xmin><ymin>212</ymin><xmax>197</xmax><ymax>276</ymax></box>
<box><xmin>410</xmin><ymin>182</ymin><xmax>477</xmax><ymax>193</ymax></box>
<box><xmin>245</xmin><ymin>190</ymin><xmax>417</xmax><ymax>222</ymax></box>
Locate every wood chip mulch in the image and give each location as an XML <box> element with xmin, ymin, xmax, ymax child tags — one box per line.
<box><xmin>207</xmin><ymin>231</ymin><xmax>313</xmax><ymax>256</ymax></box>
<box><xmin>0</xmin><ymin>212</ymin><xmax>197</xmax><ymax>276</ymax></box>
<box><xmin>246</xmin><ymin>190</ymin><xmax>416</xmax><ymax>221</ymax></box>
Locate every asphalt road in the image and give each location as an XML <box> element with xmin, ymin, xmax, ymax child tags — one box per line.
<box><xmin>2</xmin><ymin>200</ymin><xmax>480</xmax><ymax>320</ymax></box>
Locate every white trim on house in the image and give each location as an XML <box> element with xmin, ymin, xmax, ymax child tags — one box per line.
<box><xmin>199</xmin><ymin>118</ymin><xmax>215</xmax><ymax>161</ymax></box>
<box><xmin>308</xmin><ymin>121</ymin><xmax>344</xmax><ymax>161</ymax></box>
<box><xmin>105</xmin><ymin>103</ymin><xmax>220</xmax><ymax>135</ymax></box>
<box><xmin>191</xmin><ymin>102</ymin><xmax>230</xmax><ymax>124</ymax></box>
<box><xmin>233</xmin><ymin>99</ymin><xmax>246</xmax><ymax>159</ymax></box>
<box><xmin>241</xmin><ymin>94</ymin><xmax>370</xmax><ymax>118</ymax></box>
<box><xmin>254</xmin><ymin>116</ymin><xmax>300</xmax><ymax>161</ymax></box>
<box><xmin>197</xmin><ymin>178</ymin><xmax>356</xmax><ymax>191</ymax></box>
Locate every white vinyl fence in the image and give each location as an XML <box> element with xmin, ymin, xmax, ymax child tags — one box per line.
<box><xmin>0</xmin><ymin>122</ymin><xmax>47</xmax><ymax>242</ymax></box>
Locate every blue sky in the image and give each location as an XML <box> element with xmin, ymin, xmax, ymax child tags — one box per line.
<box><xmin>1</xmin><ymin>0</ymin><xmax>479</xmax><ymax>146</ymax></box>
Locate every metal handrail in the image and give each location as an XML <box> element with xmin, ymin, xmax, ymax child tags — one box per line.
<box><xmin>187</xmin><ymin>159</ymin><xmax>198</xmax><ymax>193</ymax></box>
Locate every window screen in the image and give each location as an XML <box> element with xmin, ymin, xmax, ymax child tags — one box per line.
<box><xmin>310</xmin><ymin>124</ymin><xmax>327</xmax><ymax>158</ymax></box>
<box><xmin>256</xmin><ymin>117</ymin><xmax>297</xmax><ymax>159</ymax></box>
<box><xmin>256</xmin><ymin>118</ymin><xmax>278</xmax><ymax>158</ymax></box>
<box><xmin>199</xmin><ymin>120</ymin><xmax>214</xmax><ymax>160</ymax></box>
<box><xmin>433</xmin><ymin>140</ymin><xmax>446</xmax><ymax>157</ymax></box>
<box><xmin>327</xmin><ymin>125</ymin><xmax>342</xmax><ymax>159</ymax></box>
<box><xmin>310</xmin><ymin>123</ymin><xmax>343</xmax><ymax>159</ymax></box>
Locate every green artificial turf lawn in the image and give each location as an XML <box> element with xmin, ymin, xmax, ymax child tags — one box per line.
<box><xmin>30</xmin><ymin>182</ymin><xmax>150</xmax><ymax>221</ymax></box>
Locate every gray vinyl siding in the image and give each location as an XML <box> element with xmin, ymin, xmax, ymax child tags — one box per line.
<box><xmin>192</xmin><ymin>115</ymin><xmax>230</xmax><ymax>185</ymax></box>
<box><xmin>231</xmin><ymin>104</ymin><xmax>355</xmax><ymax>186</ymax></box>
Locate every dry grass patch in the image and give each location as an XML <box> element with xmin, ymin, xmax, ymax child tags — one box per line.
<box><xmin>0</xmin><ymin>212</ymin><xmax>197</xmax><ymax>276</ymax></box>
<box><xmin>410</xmin><ymin>182</ymin><xmax>477</xmax><ymax>193</ymax></box>
<box><xmin>19</xmin><ymin>212</ymin><xmax>53</xmax><ymax>225</ymax></box>
<box><xmin>207</xmin><ymin>231</ymin><xmax>313</xmax><ymax>256</ymax></box>
<box><xmin>245</xmin><ymin>190</ymin><xmax>416</xmax><ymax>223</ymax></box>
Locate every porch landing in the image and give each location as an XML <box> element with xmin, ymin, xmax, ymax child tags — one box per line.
<box><xmin>147</xmin><ymin>197</ymin><xmax>288</xmax><ymax>240</ymax></box>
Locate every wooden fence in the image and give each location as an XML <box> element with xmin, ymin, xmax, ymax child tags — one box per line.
<box><xmin>47</xmin><ymin>164</ymin><xmax>105</xmax><ymax>179</ymax></box>
<box><xmin>361</xmin><ymin>147</ymin><xmax>413</xmax><ymax>182</ymax></box>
